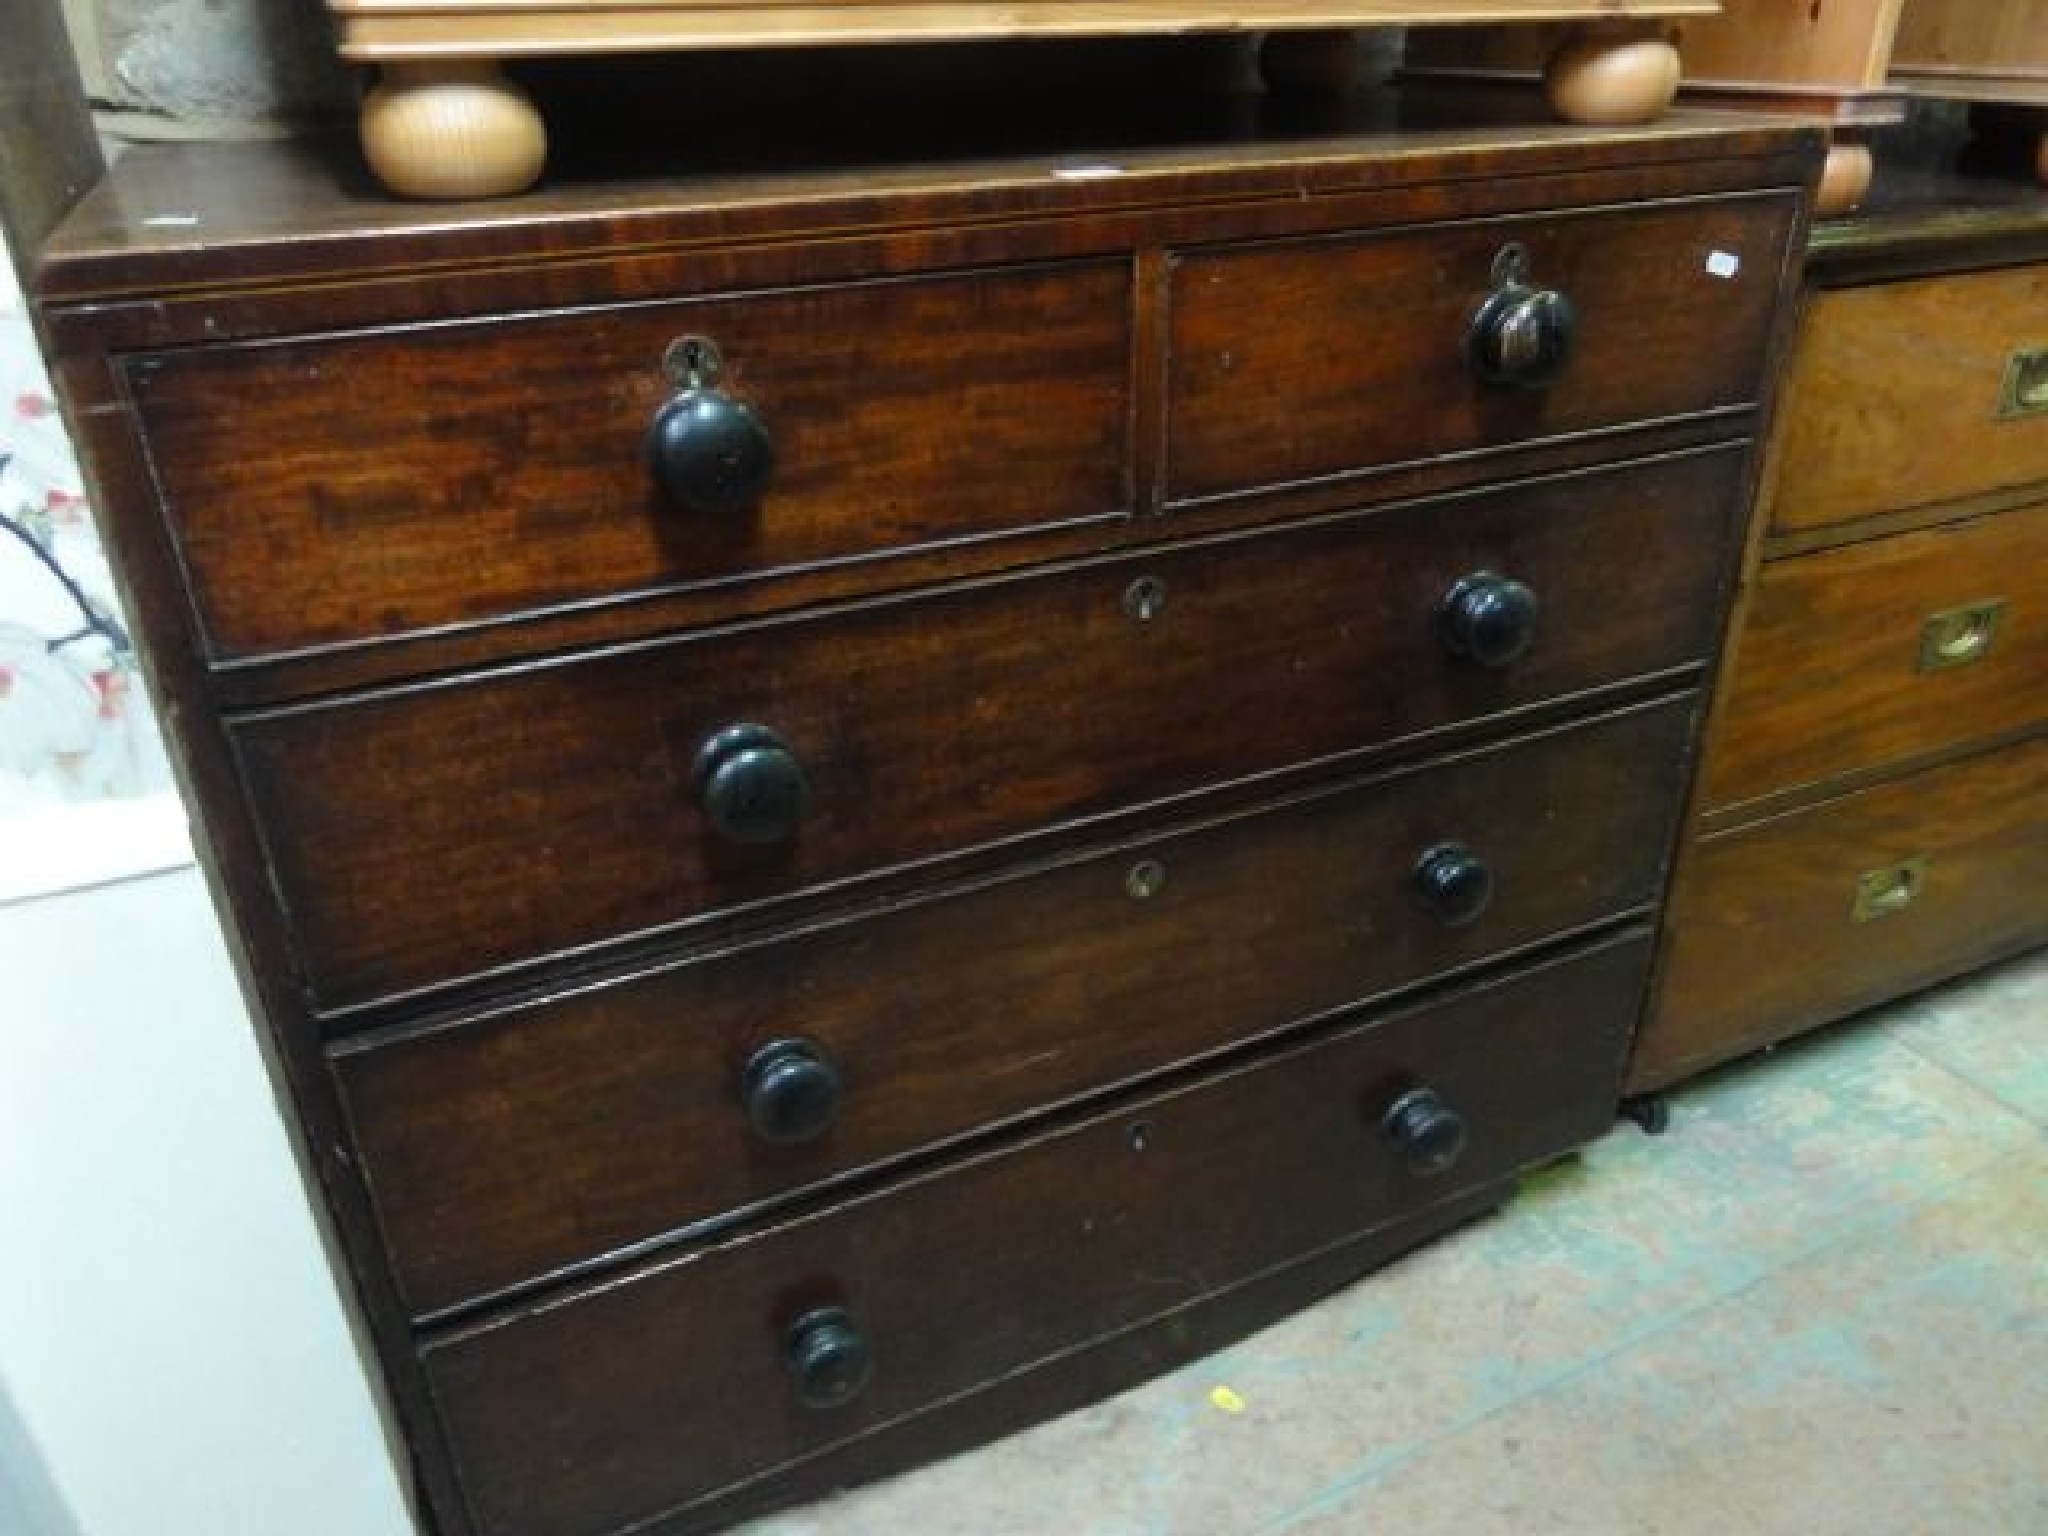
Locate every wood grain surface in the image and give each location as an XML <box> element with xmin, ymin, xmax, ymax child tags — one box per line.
<box><xmin>129</xmin><ymin>263</ymin><xmax>1131</xmax><ymax>659</ymax></box>
<box><xmin>423</xmin><ymin>933</ymin><xmax>1650</xmax><ymax>1536</ymax></box>
<box><xmin>326</xmin><ymin>0</ymin><xmax>1715</xmax><ymax>62</ymax></box>
<box><xmin>1770</xmin><ymin>264</ymin><xmax>2048</xmax><ymax>535</ymax></box>
<box><xmin>1637</xmin><ymin>733</ymin><xmax>2048</xmax><ymax>1092</ymax></box>
<box><xmin>238</xmin><ymin>446</ymin><xmax>1739</xmax><ymax>1015</ymax></box>
<box><xmin>341</xmin><ymin>695</ymin><xmax>1690</xmax><ymax>1317</ymax></box>
<box><xmin>1167</xmin><ymin>192</ymin><xmax>1793</xmax><ymax>501</ymax></box>
<box><xmin>31</xmin><ymin>115</ymin><xmax>1818</xmax><ymax>1536</ymax></box>
<box><xmin>1697</xmin><ymin>498</ymin><xmax>2048</xmax><ymax>815</ymax></box>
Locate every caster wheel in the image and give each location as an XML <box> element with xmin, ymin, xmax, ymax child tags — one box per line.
<box><xmin>1621</xmin><ymin>1094</ymin><xmax>1671</xmax><ymax>1136</ymax></box>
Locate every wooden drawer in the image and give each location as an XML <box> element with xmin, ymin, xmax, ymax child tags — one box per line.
<box><xmin>126</xmin><ymin>263</ymin><xmax>1131</xmax><ymax>661</ymax></box>
<box><xmin>1167</xmin><ymin>193</ymin><xmax>1793</xmax><ymax>503</ymax></box>
<box><xmin>342</xmin><ymin>696</ymin><xmax>1690</xmax><ymax>1318</ymax></box>
<box><xmin>1698</xmin><ymin>498</ymin><xmax>2048</xmax><ymax>814</ymax></box>
<box><xmin>240</xmin><ymin>447</ymin><xmax>1740</xmax><ymax>1014</ymax></box>
<box><xmin>1772</xmin><ymin>265</ymin><xmax>2048</xmax><ymax>537</ymax></box>
<box><xmin>1637</xmin><ymin>732</ymin><xmax>2048</xmax><ymax>1092</ymax></box>
<box><xmin>422</xmin><ymin>932</ymin><xmax>1649</xmax><ymax>1536</ymax></box>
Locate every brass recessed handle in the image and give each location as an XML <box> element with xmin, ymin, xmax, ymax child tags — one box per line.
<box><xmin>1852</xmin><ymin>856</ymin><xmax>1928</xmax><ymax>923</ymax></box>
<box><xmin>1917</xmin><ymin>599</ymin><xmax>2006</xmax><ymax>672</ymax></box>
<box><xmin>1997</xmin><ymin>346</ymin><xmax>2048</xmax><ymax>419</ymax></box>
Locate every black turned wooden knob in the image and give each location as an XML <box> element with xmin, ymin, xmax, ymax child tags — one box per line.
<box><xmin>647</xmin><ymin>336</ymin><xmax>776</xmax><ymax>515</ymax></box>
<box><xmin>693</xmin><ymin>723</ymin><xmax>807</xmax><ymax>845</ymax></box>
<box><xmin>1438</xmin><ymin>572</ymin><xmax>1538</xmax><ymax>668</ymax></box>
<box><xmin>1381</xmin><ymin>1087</ymin><xmax>1468</xmax><ymax>1177</ymax></box>
<box><xmin>1469</xmin><ymin>263</ymin><xmax>1577</xmax><ymax>389</ymax></box>
<box><xmin>785</xmin><ymin>1307</ymin><xmax>871</xmax><ymax>1410</ymax></box>
<box><xmin>740</xmin><ymin>1038</ymin><xmax>843</xmax><ymax>1144</ymax></box>
<box><xmin>1414</xmin><ymin>842</ymin><xmax>1494</xmax><ymax>927</ymax></box>
<box><xmin>1469</xmin><ymin>284</ymin><xmax>1576</xmax><ymax>387</ymax></box>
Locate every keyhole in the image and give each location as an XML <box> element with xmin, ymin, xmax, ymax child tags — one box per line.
<box><xmin>664</xmin><ymin>334</ymin><xmax>725</xmax><ymax>388</ymax></box>
<box><xmin>1123</xmin><ymin>576</ymin><xmax>1168</xmax><ymax>623</ymax></box>
<box><xmin>1126</xmin><ymin>859</ymin><xmax>1167</xmax><ymax>901</ymax></box>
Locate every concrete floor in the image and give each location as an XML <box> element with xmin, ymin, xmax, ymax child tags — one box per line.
<box><xmin>745</xmin><ymin>947</ymin><xmax>2048</xmax><ymax>1536</ymax></box>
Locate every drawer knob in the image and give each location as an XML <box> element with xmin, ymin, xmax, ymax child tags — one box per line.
<box><xmin>1382</xmin><ymin>1087</ymin><xmax>1468</xmax><ymax>1177</ymax></box>
<box><xmin>693</xmin><ymin>723</ymin><xmax>808</xmax><ymax>845</ymax></box>
<box><xmin>1413</xmin><ymin>842</ymin><xmax>1494</xmax><ymax>927</ymax></box>
<box><xmin>741</xmin><ymin>1038</ymin><xmax>844</xmax><ymax>1144</ymax></box>
<box><xmin>648</xmin><ymin>335</ymin><xmax>777</xmax><ymax>515</ymax></box>
<box><xmin>785</xmin><ymin>1307</ymin><xmax>872</xmax><ymax>1410</ymax></box>
<box><xmin>1438</xmin><ymin>572</ymin><xmax>1538</xmax><ymax>668</ymax></box>
<box><xmin>1469</xmin><ymin>246</ymin><xmax>1576</xmax><ymax>389</ymax></box>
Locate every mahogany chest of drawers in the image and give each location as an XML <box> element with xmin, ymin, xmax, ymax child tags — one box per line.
<box><xmin>37</xmin><ymin>104</ymin><xmax>1816</xmax><ymax>1534</ymax></box>
<box><xmin>1634</xmin><ymin>144</ymin><xmax>2048</xmax><ymax>1092</ymax></box>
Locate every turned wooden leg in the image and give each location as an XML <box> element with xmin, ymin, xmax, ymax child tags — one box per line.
<box><xmin>360</xmin><ymin>60</ymin><xmax>547</xmax><ymax>200</ymax></box>
<box><xmin>1815</xmin><ymin>137</ymin><xmax>1874</xmax><ymax>217</ymax></box>
<box><xmin>1543</xmin><ymin>21</ymin><xmax>1681</xmax><ymax>125</ymax></box>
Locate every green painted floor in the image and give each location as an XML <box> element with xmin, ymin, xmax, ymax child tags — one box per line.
<box><xmin>746</xmin><ymin>947</ymin><xmax>2048</xmax><ymax>1535</ymax></box>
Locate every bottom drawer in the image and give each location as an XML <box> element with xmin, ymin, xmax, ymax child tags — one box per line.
<box><xmin>1636</xmin><ymin>732</ymin><xmax>2048</xmax><ymax>1092</ymax></box>
<box><xmin>423</xmin><ymin>933</ymin><xmax>1650</xmax><ymax>1536</ymax></box>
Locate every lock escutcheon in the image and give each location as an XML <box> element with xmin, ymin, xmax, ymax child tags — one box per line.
<box><xmin>1851</xmin><ymin>856</ymin><xmax>1929</xmax><ymax>923</ymax></box>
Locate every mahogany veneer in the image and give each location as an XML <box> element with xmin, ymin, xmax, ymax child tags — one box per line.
<box><xmin>37</xmin><ymin>102</ymin><xmax>1816</xmax><ymax>1534</ymax></box>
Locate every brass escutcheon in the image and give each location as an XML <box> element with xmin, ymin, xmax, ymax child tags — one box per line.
<box><xmin>1122</xmin><ymin>575</ymin><xmax>1168</xmax><ymax>623</ymax></box>
<box><xmin>1125</xmin><ymin>859</ymin><xmax>1167</xmax><ymax>901</ymax></box>
<box><xmin>1852</xmin><ymin>856</ymin><xmax>1928</xmax><ymax>923</ymax></box>
<box><xmin>662</xmin><ymin>333</ymin><xmax>725</xmax><ymax>388</ymax></box>
<box><xmin>1917</xmin><ymin>599</ymin><xmax>2006</xmax><ymax>672</ymax></box>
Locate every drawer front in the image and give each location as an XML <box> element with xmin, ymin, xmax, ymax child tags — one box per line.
<box><xmin>1167</xmin><ymin>194</ymin><xmax>1792</xmax><ymax>502</ymax></box>
<box><xmin>1638</xmin><ymin>733</ymin><xmax>2048</xmax><ymax>1092</ymax></box>
<box><xmin>343</xmin><ymin>697</ymin><xmax>1690</xmax><ymax>1317</ymax></box>
<box><xmin>127</xmin><ymin>263</ymin><xmax>1131</xmax><ymax>660</ymax></box>
<box><xmin>1698</xmin><ymin>499</ymin><xmax>2048</xmax><ymax>814</ymax></box>
<box><xmin>423</xmin><ymin>933</ymin><xmax>1649</xmax><ymax>1536</ymax></box>
<box><xmin>1772</xmin><ymin>265</ymin><xmax>2048</xmax><ymax>536</ymax></box>
<box><xmin>242</xmin><ymin>447</ymin><xmax>1740</xmax><ymax>1013</ymax></box>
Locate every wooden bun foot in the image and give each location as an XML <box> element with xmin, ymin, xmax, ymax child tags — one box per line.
<box><xmin>1816</xmin><ymin>140</ymin><xmax>1873</xmax><ymax>217</ymax></box>
<box><xmin>360</xmin><ymin>61</ymin><xmax>547</xmax><ymax>200</ymax></box>
<box><xmin>1543</xmin><ymin>23</ymin><xmax>1680</xmax><ymax>125</ymax></box>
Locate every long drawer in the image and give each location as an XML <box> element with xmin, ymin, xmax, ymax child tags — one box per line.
<box><xmin>238</xmin><ymin>446</ymin><xmax>1740</xmax><ymax>1013</ymax></box>
<box><xmin>1771</xmin><ymin>263</ymin><xmax>2048</xmax><ymax>537</ymax></box>
<box><xmin>1697</xmin><ymin>497</ymin><xmax>2048</xmax><ymax>814</ymax></box>
<box><xmin>1168</xmin><ymin>193</ymin><xmax>1792</xmax><ymax>503</ymax></box>
<box><xmin>341</xmin><ymin>696</ymin><xmax>1690</xmax><ymax>1317</ymax></box>
<box><xmin>125</xmin><ymin>262</ymin><xmax>1132</xmax><ymax>660</ymax></box>
<box><xmin>422</xmin><ymin>932</ymin><xmax>1651</xmax><ymax>1536</ymax></box>
<box><xmin>1638</xmin><ymin>732</ymin><xmax>2048</xmax><ymax>1091</ymax></box>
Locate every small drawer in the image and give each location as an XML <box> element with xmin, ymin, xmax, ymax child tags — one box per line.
<box><xmin>341</xmin><ymin>696</ymin><xmax>1690</xmax><ymax>1317</ymax></box>
<box><xmin>125</xmin><ymin>263</ymin><xmax>1131</xmax><ymax>660</ymax></box>
<box><xmin>1698</xmin><ymin>499</ymin><xmax>2048</xmax><ymax>814</ymax></box>
<box><xmin>1167</xmin><ymin>193</ymin><xmax>1793</xmax><ymax>503</ymax></box>
<box><xmin>237</xmin><ymin>447</ymin><xmax>1740</xmax><ymax>1013</ymax></box>
<box><xmin>422</xmin><ymin>933</ymin><xmax>1649</xmax><ymax>1536</ymax></box>
<box><xmin>1772</xmin><ymin>264</ymin><xmax>2048</xmax><ymax>537</ymax></box>
<box><xmin>1638</xmin><ymin>733</ymin><xmax>2048</xmax><ymax>1092</ymax></box>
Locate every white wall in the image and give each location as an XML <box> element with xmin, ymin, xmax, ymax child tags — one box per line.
<box><xmin>0</xmin><ymin>855</ymin><xmax>415</xmax><ymax>1536</ymax></box>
